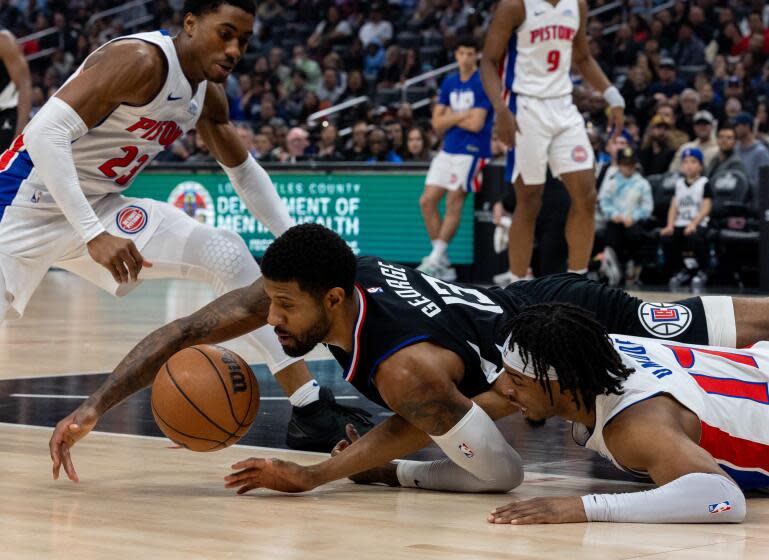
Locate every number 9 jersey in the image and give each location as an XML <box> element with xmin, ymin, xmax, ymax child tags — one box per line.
<box><xmin>502</xmin><ymin>0</ymin><xmax>579</xmax><ymax>99</ymax></box>
<box><xmin>500</xmin><ymin>0</ymin><xmax>594</xmax><ymax>185</ymax></box>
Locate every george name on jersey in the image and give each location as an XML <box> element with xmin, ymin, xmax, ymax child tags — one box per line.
<box><xmin>377</xmin><ymin>262</ymin><xmax>441</xmax><ymax>318</ymax></box>
<box><xmin>530</xmin><ymin>25</ymin><xmax>576</xmax><ymax>44</ymax></box>
<box><xmin>126</xmin><ymin>117</ymin><xmax>184</xmax><ymax>148</ymax></box>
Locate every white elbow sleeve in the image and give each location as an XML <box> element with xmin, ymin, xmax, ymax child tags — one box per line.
<box><xmin>221</xmin><ymin>157</ymin><xmax>294</xmax><ymax>237</ymax></box>
<box><xmin>24</xmin><ymin>97</ymin><xmax>103</xmax><ymax>242</ymax></box>
<box><xmin>582</xmin><ymin>473</ymin><xmax>746</xmax><ymax>523</ymax></box>
<box><xmin>424</xmin><ymin>402</ymin><xmax>523</xmax><ymax>491</ymax></box>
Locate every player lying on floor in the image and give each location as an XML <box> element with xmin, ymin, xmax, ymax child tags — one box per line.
<box><xmin>319</xmin><ymin>303</ymin><xmax>761</xmax><ymax>524</ymax></box>
<box><xmin>50</xmin><ymin>226</ymin><xmax>769</xmax><ymax>514</ymax></box>
<box><xmin>487</xmin><ymin>303</ymin><xmax>759</xmax><ymax>524</ymax></box>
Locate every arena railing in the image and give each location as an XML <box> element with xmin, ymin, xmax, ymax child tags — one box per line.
<box><xmin>17</xmin><ymin>0</ymin><xmax>155</xmax><ymax>63</ymax></box>
<box><xmin>86</xmin><ymin>0</ymin><xmax>154</xmax><ymax>30</ymax></box>
<box><xmin>16</xmin><ymin>28</ymin><xmax>60</xmax><ymax>62</ymax></box>
<box><xmin>307</xmin><ymin>95</ymin><xmax>370</xmax><ymax>127</ymax></box>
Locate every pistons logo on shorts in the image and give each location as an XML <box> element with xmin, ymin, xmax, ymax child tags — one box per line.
<box><xmin>116</xmin><ymin>205</ymin><xmax>148</xmax><ymax>235</ymax></box>
<box><xmin>638</xmin><ymin>302</ymin><xmax>692</xmax><ymax>338</ymax></box>
<box><xmin>571</xmin><ymin>146</ymin><xmax>588</xmax><ymax>163</ymax></box>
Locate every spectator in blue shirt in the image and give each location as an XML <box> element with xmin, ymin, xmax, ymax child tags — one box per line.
<box><xmin>417</xmin><ymin>36</ymin><xmax>493</xmax><ymax>281</ymax></box>
<box><xmin>367</xmin><ymin>127</ymin><xmax>402</xmax><ymax>163</ymax></box>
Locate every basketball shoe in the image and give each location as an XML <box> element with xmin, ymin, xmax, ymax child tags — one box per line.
<box><xmin>287</xmin><ymin>387</ymin><xmax>374</xmax><ymax>452</ymax></box>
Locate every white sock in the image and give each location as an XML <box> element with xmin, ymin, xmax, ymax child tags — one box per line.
<box><xmin>429</xmin><ymin>239</ymin><xmax>448</xmax><ymax>262</ymax></box>
<box><xmin>568</xmin><ymin>268</ymin><xmax>588</xmax><ymax>275</ymax></box>
<box><xmin>289</xmin><ymin>380</ymin><xmax>321</xmax><ymax>407</ymax></box>
<box><xmin>509</xmin><ymin>272</ymin><xmax>522</xmax><ymax>282</ymax></box>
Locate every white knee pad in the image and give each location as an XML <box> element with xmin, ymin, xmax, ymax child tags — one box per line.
<box><xmin>182</xmin><ymin>226</ymin><xmax>260</xmax><ymax>294</ymax></box>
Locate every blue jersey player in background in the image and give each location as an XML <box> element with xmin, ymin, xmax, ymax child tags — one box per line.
<box><xmin>417</xmin><ymin>36</ymin><xmax>493</xmax><ymax>281</ymax></box>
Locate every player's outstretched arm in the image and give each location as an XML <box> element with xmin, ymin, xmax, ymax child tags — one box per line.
<box><xmin>225</xmin><ymin>351</ymin><xmax>517</xmax><ymax>494</ymax></box>
<box><xmin>488</xmin><ymin>395</ymin><xmax>746</xmax><ymax>524</ymax></box>
<box><xmin>49</xmin><ymin>279</ymin><xmax>270</xmax><ymax>483</ymax></box>
<box><xmin>479</xmin><ymin>0</ymin><xmax>523</xmax><ymax>147</ymax></box>
<box><xmin>572</xmin><ymin>0</ymin><xmax>624</xmax><ymax>139</ymax></box>
<box><xmin>197</xmin><ymin>83</ymin><xmax>293</xmax><ymax>237</ymax></box>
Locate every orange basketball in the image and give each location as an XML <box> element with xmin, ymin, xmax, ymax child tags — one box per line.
<box><xmin>151</xmin><ymin>345</ymin><xmax>259</xmax><ymax>452</ymax></box>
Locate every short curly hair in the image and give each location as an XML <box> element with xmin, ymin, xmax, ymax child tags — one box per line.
<box><xmin>183</xmin><ymin>0</ymin><xmax>256</xmax><ymax>17</ymax></box>
<box><xmin>261</xmin><ymin>224</ymin><xmax>357</xmax><ymax>299</ymax></box>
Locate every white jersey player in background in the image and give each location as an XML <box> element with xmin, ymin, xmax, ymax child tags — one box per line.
<box><xmin>489</xmin><ymin>302</ymin><xmax>766</xmax><ymax>524</ymax></box>
<box><xmin>0</xmin><ymin>0</ymin><xmax>371</xmax><ymax>457</ymax></box>
<box><xmin>480</xmin><ymin>0</ymin><xmax>625</xmax><ymax>285</ymax></box>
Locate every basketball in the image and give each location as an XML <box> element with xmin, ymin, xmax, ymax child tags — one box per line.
<box><xmin>151</xmin><ymin>345</ymin><xmax>259</xmax><ymax>452</ymax></box>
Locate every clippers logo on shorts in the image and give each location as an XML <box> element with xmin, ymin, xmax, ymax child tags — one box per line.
<box><xmin>708</xmin><ymin>501</ymin><xmax>732</xmax><ymax>514</ymax></box>
<box><xmin>116</xmin><ymin>206</ymin><xmax>148</xmax><ymax>234</ymax></box>
<box><xmin>638</xmin><ymin>302</ymin><xmax>692</xmax><ymax>338</ymax></box>
<box><xmin>367</xmin><ymin>287</ymin><xmax>384</xmax><ymax>294</ymax></box>
<box><xmin>571</xmin><ymin>146</ymin><xmax>588</xmax><ymax>163</ymax></box>
<box><xmin>458</xmin><ymin>442</ymin><xmax>475</xmax><ymax>459</ymax></box>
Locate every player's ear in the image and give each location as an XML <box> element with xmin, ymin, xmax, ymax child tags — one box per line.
<box><xmin>183</xmin><ymin>12</ymin><xmax>198</xmax><ymax>37</ymax></box>
<box><xmin>324</xmin><ymin>287</ymin><xmax>347</xmax><ymax>311</ymax></box>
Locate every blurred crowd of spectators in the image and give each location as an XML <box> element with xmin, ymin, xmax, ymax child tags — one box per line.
<box><xmin>4</xmin><ymin>0</ymin><xmax>769</xmax><ymax>179</ymax></box>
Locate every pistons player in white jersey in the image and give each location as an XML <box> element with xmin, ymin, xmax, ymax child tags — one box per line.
<box><xmin>481</xmin><ymin>0</ymin><xmax>625</xmax><ymax>285</ymax></box>
<box><xmin>0</xmin><ymin>0</ymin><xmax>371</xmax><ymax>458</ymax></box>
<box><xmin>489</xmin><ymin>303</ymin><xmax>767</xmax><ymax>524</ymax></box>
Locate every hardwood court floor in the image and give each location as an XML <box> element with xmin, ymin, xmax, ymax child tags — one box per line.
<box><xmin>2</xmin><ymin>271</ymin><xmax>769</xmax><ymax>559</ymax></box>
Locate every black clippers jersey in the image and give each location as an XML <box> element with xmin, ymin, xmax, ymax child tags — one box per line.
<box><xmin>326</xmin><ymin>256</ymin><xmax>528</xmax><ymax>408</ymax></box>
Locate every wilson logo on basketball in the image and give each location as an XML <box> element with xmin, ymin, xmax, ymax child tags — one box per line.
<box><xmin>116</xmin><ymin>206</ymin><xmax>148</xmax><ymax>234</ymax></box>
<box><xmin>571</xmin><ymin>146</ymin><xmax>588</xmax><ymax>162</ymax></box>
<box><xmin>222</xmin><ymin>352</ymin><xmax>248</xmax><ymax>393</ymax></box>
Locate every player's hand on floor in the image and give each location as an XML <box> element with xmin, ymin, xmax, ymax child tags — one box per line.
<box><xmin>49</xmin><ymin>406</ymin><xmax>99</xmax><ymax>482</ymax></box>
<box><xmin>487</xmin><ymin>496</ymin><xmax>587</xmax><ymax>525</ymax></box>
<box><xmin>86</xmin><ymin>231</ymin><xmax>153</xmax><ymax>283</ymax></box>
<box><xmin>225</xmin><ymin>458</ymin><xmax>317</xmax><ymax>494</ymax></box>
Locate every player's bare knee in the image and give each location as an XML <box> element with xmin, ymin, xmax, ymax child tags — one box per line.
<box><xmin>419</xmin><ymin>189</ymin><xmax>441</xmax><ymax>212</ymax></box>
<box><xmin>445</xmin><ymin>192</ymin><xmax>466</xmax><ymax>215</ymax></box>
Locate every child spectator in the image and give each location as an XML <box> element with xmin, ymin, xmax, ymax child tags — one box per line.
<box><xmin>598</xmin><ymin>146</ymin><xmax>653</xmax><ymax>286</ymax></box>
<box><xmin>660</xmin><ymin>148</ymin><xmax>713</xmax><ymax>291</ymax></box>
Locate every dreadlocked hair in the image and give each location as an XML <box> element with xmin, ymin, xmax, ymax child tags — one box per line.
<box><xmin>504</xmin><ymin>303</ymin><xmax>634</xmax><ymax>412</ymax></box>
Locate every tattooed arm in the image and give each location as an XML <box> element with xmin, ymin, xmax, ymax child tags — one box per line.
<box><xmin>225</xmin><ymin>342</ymin><xmax>521</xmax><ymax>494</ymax></box>
<box><xmin>49</xmin><ymin>279</ymin><xmax>270</xmax><ymax>482</ymax></box>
